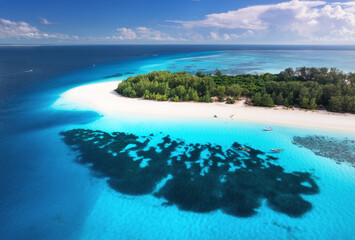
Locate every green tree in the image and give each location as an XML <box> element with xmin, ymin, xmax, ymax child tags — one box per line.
<box><xmin>204</xmin><ymin>91</ymin><xmax>212</xmax><ymax>102</ymax></box>
<box><xmin>328</xmin><ymin>96</ymin><xmax>343</xmax><ymax>112</ymax></box>
<box><xmin>252</xmin><ymin>93</ymin><xmax>274</xmax><ymax>107</ymax></box>
<box><xmin>300</xmin><ymin>97</ymin><xmax>310</xmax><ymax>109</ymax></box>
<box><xmin>275</xmin><ymin>92</ymin><xmax>284</xmax><ymax>105</ymax></box>
<box><xmin>226</xmin><ymin>97</ymin><xmax>236</xmax><ymax>104</ymax></box>
<box><xmin>215</xmin><ymin>68</ymin><xmax>222</xmax><ymax>76</ymax></box>
<box><xmin>155</xmin><ymin>93</ymin><xmax>163</xmax><ymax>101</ymax></box>
<box><xmin>252</xmin><ymin>92</ymin><xmax>262</xmax><ymax>106</ymax></box>
<box><xmin>143</xmin><ymin>90</ymin><xmax>150</xmax><ymax>99</ymax></box>
<box><xmin>287</xmin><ymin>91</ymin><xmax>294</xmax><ymax>106</ymax></box>
<box><xmin>214</xmin><ymin>86</ymin><xmax>226</xmax><ymax>102</ymax></box>
<box><xmin>226</xmin><ymin>84</ymin><xmax>242</xmax><ymax>98</ymax></box>
<box><xmin>309</xmin><ymin>98</ymin><xmax>317</xmax><ymax>109</ymax></box>
<box><xmin>171</xmin><ymin>95</ymin><xmax>180</xmax><ymax>102</ymax></box>
<box><xmin>187</xmin><ymin>88</ymin><xmax>199</xmax><ymax>101</ymax></box>
<box><xmin>261</xmin><ymin>93</ymin><xmax>274</xmax><ymax>107</ymax></box>
<box><xmin>116</xmin><ymin>69</ymin><xmax>354</xmax><ymax>113</ymax></box>
<box><xmin>174</xmin><ymin>85</ymin><xmax>186</xmax><ymax>98</ymax></box>
<box><xmin>196</xmin><ymin>71</ymin><xmax>205</xmax><ymax>77</ymax></box>
<box><xmin>122</xmin><ymin>86</ymin><xmax>136</xmax><ymax>97</ymax></box>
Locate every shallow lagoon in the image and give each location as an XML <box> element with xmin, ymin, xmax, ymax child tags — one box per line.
<box><xmin>1</xmin><ymin>46</ymin><xmax>355</xmax><ymax>239</ymax></box>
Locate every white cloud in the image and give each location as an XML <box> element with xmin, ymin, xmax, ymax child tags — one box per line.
<box><xmin>116</xmin><ymin>27</ymin><xmax>137</xmax><ymax>39</ymax></box>
<box><xmin>115</xmin><ymin>26</ymin><xmax>175</xmax><ymax>41</ymax></box>
<box><xmin>209</xmin><ymin>30</ymin><xmax>254</xmax><ymax>41</ymax></box>
<box><xmin>0</xmin><ymin>18</ymin><xmax>40</xmax><ymax>38</ymax></box>
<box><xmin>209</xmin><ymin>32</ymin><xmax>220</xmax><ymax>40</ymax></box>
<box><xmin>39</xmin><ymin>17</ymin><xmax>57</xmax><ymax>25</ymax></box>
<box><xmin>0</xmin><ymin>18</ymin><xmax>78</xmax><ymax>40</ymax></box>
<box><xmin>174</xmin><ymin>0</ymin><xmax>326</xmax><ymax>30</ymax></box>
<box><xmin>2</xmin><ymin>1</ymin><xmax>354</xmax><ymax>44</ymax></box>
<box><xmin>169</xmin><ymin>0</ymin><xmax>355</xmax><ymax>42</ymax></box>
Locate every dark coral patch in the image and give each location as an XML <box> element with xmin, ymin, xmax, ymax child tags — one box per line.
<box><xmin>61</xmin><ymin>129</ymin><xmax>319</xmax><ymax>218</ymax></box>
<box><xmin>293</xmin><ymin>135</ymin><xmax>355</xmax><ymax>167</ymax></box>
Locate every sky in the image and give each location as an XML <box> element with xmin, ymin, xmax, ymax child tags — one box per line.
<box><xmin>0</xmin><ymin>0</ymin><xmax>355</xmax><ymax>44</ymax></box>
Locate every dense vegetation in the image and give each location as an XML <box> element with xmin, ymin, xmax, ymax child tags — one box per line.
<box><xmin>116</xmin><ymin>67</ymin><xmax>355</xmax><ymax>113</ymax></box>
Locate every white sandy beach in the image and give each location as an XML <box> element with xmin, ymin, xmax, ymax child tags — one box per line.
<box><xmin>54</xmin><ymin>81</ymin><xmax>355</xmax><ymax>132</ymax></box>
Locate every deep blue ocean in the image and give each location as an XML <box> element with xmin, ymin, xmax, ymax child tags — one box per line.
<box><xmin>0</xmin><ymin>45</ymin><xmax>355</xmax><ymax>240</ymax></box>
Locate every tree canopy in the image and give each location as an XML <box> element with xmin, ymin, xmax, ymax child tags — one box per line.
<box><xmin>116</xmin><ymin>67</ymin><xmax>355</xmax><ymax>113</ymax></box>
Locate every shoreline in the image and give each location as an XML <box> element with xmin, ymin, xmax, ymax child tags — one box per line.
<box><xmin>53</xmin><ymin>81</ymin><xmax>355</xmax><ymax>132</ymax></box>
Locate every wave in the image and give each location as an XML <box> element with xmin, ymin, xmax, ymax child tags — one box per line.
<box><xmin>0</xmin><ymin>69</ymin><xmax>33</xmax><ymax>76</ymax></box>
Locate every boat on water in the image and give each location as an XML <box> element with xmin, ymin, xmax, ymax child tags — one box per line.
<box><xmin>271</xmin><ymin>149</ymin><xmax>284</xmax><ymax>152</ymax></box>
<box><xmin>264</xmin><ymin>127</ymin><xmax>273</xmax><ymax>131</ymax></box>
<box><xmin>238</xmin><ymin>146</ymin><xmax>251</xmax><ymax>152</ymax></box>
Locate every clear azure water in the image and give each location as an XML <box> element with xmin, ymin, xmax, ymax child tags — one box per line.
<box><xmin>0</xmin><ymin>45</ymin><xmax>354</xmax><ymax>240</ymax></box>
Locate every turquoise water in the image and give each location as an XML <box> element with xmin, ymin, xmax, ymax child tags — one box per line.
<box><xmin>139</xmin><ymin>50</ymin><xmax>355</xmax><ymax>74</ymax></box>
<box><xmin>57</xmin><ymin>114</ymin><xmax>355</xmax><ymax>240</ymax></box>
<box><xmin>1</xmin><ymin>46</ymin><xmax>355</xmax><ymax>239</ymax></box>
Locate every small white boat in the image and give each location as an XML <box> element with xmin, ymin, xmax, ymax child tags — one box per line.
<box><xmin>264</xmin><ymin>127</ymin><xmax>272</xmax><ymax>131</ymax></box>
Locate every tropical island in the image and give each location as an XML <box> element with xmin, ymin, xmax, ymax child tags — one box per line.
<box><xmin>54</xmin><ymin>67</ymin><xmax>355</xmax><ymax>132</ymax></box>
<box><xmin>116</xmin><ymin>67</ymin><xmax>355</xmax><ymax>113</ymax></box>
